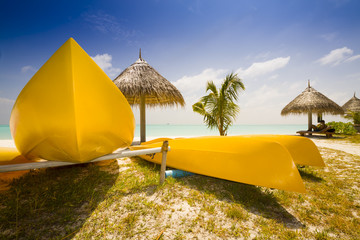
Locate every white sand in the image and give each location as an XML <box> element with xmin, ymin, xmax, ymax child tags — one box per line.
<box><xmin>0</xmin><ymin>140</ymin><xmax>16</xmax><ymax>148</ymax></box>
<box><xmin>311</xmin><ymin>138</ymin><xmax>360</xmax><ymax>156</ymax></box>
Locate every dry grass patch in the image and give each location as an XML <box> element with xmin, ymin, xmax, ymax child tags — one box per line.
<box><xmin>0</xmin><ymin>142</ymin><xmax>359</xmax><ymax>239</ymax></box>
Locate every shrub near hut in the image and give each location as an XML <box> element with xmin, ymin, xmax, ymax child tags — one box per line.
<box><xmin>327</xmin><ymin>121</ymin><xmax>357</xmax><ymax>135</ymax></box>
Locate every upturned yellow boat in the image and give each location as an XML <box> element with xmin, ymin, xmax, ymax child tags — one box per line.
<box><xmin>131</xmin><ymin>136</ymin><xmax>307</xmax><ymax>193</ymax></box>
<box><xmin>139</xmin><ymin>135</ymin><xmax>324</xmax><ymax>167</ymax></box>
<box><xmin>0</xmin><ymin>147</ymin><xmax>34</xmax><ymax>165</ymax></box>
<box><xmin>9</xmin><ymin>38</ymin><xmax>135</xmax><ymax>163</ymax></box>
<box><xmin>238</xmin><ymin>135</ymin><xmax>324</xmax><ymax>167</ymax></box>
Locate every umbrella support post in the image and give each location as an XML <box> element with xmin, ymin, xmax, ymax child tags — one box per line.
<box><xmin>308</xmin><ymin>111</ymin><xmax>313</xmax><ymax>132</ymax></box>
<box><xmin>159</xmin><ymin>141</ymin><xmax>169</xmax><ymax>185</ymax></box>
<box><xmin>140</xmin><ymin>96</ymin><xmax>146</xmax><ymax>143</ymax></box>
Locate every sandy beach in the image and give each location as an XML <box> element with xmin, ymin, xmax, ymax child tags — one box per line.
<box><xmin>311</xmin><ymin>137</ymin><xmax>360</xmax><ymax>156</ymax></box>
<box><xmin>0</xmin><ymin>140</ymin><xmax>15</xmax><ymax>148</ymax></box>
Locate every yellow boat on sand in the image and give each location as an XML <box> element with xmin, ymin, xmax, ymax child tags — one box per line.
<box><xmin>0</xmin><ymin>147</ymin><xmax>33</xmax><ymax>165</ymax></box>
<box><xmin>9</xmin><ymin>38</ymin><xmax>135</xmax><ymax>163</ymax></box>
<box><xmin>131</xmin><ymin>136</ymin><xmax>310</xmax><ymax>193</ymax></box>
<box><xmin>137</xmin><ymin>135</ymin><xmax>324</xmax><ymax>166</ymax></box>
<box><xmin>237</xmin><ymin>135</ymin><xmax>324</xmax><ymax>167</ymax></box>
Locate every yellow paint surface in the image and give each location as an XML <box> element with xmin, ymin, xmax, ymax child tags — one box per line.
<box><xmin>240</xmin><ymin>135</ymin><xmax>325</xmax><ymax>167</ymax></box>
<box><xmin>131</xmin><ymin>136</ymin><xmax>307</xmax><ymax>193</ymax></box>
<box><xmin>10</xmin><ymin>38</ymin><xmax>135</xmax><ymax>163</ymax></box>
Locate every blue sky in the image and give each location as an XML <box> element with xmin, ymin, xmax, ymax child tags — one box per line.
<box><xmin>1</xmin><ymin>0</ymin><xmax>360</xmax><ymax>125</ymax></box>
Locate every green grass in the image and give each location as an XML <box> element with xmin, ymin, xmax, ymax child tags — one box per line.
<box><xmin>0</xmin><ymin>143</ymin><xmax>359</xmax><ymax>239</ymax></box>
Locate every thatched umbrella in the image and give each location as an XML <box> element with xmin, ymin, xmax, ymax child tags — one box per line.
<box><xmin>342</xmin><ymin>93</ymin><xmax>360</xmax><ymax>113</ymax></box>
<box><xmin>113</xmin><ymin>49</ymin><xmax>185</xmax><ymax>142</ymax></box>
<box><xmin>281</xmin><ymin>81</ymin><xmax>344</xmax><ymax>130</ymax></box>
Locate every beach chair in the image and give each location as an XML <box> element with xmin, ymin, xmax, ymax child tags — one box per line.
<box><xmin>296</xmin><ymin>126</ymin><xmax>335</xmax><ymax>138</ymax></box>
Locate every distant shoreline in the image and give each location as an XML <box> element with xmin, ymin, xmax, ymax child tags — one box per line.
<box><xmin>1</xmin><ymin>124</ymin><xmax>308</xmax><ymax>141</ymax></box>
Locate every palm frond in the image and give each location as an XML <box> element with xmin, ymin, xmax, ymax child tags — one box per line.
<box><xmin>206</xmin><ymin>81</ymin><xmax>218</xmax><ymax>95</ymax></box>
<box><xmin>192</xmin><ymin>72</ymin><xmax>245</xmax><ymax>135</ymax></box>
<box><xmin>223</xmin><ymin>73</ymin><xmax>245</xmax><ymax>102</ymax></box>
<box><xmin>192</xmin><ymin>102</ymin><xmax>206</xmax><ymax>115</ymax></box>
<box><xmin>192</xmin><ymin>101</ymin><xmax>218</xmax><ymax>130</ymax></box>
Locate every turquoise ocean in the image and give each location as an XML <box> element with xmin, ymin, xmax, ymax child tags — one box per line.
<box><xmin>0</xmin><ymin>124</ymin><xmax>307</xmax><ymax>140</ymax></box>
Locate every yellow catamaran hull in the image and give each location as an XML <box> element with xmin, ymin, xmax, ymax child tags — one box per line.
<box><xmin>0</xmin><ymin>147</ymin><xmax>35</xmax><ymax>165</ymax></box>
<box><xmin>140</xmin><ymin>135</ymin><xmax>324</xmax><ymax>167</ymax></box>
<box><xmin>131</xmin><ymin>136</ymin><xmax>307</xmax><ymax>193</ymax></box>
<box><xmin>9</xmin><ymin>38</ymin><xmax>135</xmax><ymax>163</ymax></box>
<box><xmin>237</xmin><ymin>135</ymin><xmax>324</xmax><ymax>167</ymax></box>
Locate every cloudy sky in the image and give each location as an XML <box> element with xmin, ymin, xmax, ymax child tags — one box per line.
<box><xmin>1</xmin><ymin>0</ymin><xmax>359</xmax><ymax>125</ymax></box>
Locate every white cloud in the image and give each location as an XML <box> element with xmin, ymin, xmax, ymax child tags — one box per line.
<box><xmin>243</xmin><ymin>84</ymin><xmax>283</xmax><ymax>108</ymax></box>
<box><xmin>345</xmin><ymin>54</ymin><xmax>360</xmax><ymax>63</ymax></box>
<box><xmin>173</xmin><ymin>68</ymin><xmax>228</xmax><ymax>98</ymax></box>
<box><xmin>165</xmin><ymin>57</ymin><xmax>303</xmax><ymax>124</ymax></box>
<box><xmin>236</xmin><ymin>56</ymin><xmax>290</xmax><ymax>79</ymax></box>
<box><xmin>171</xmin><ymin>57</ymin><xmax>291</xmax><ymax>123</ymax></box>
<box><xmin>21</xmin><ymin>65</ymin><xmax>36</xmax><ymax>73</ymax></box>
<box><xmin>91</xmin><ymin>53</ymin><xmax>121</xmax><ymax>79</ymax></box>
<box><xmin>317</xmin><ymin>47</ymin><xmax>360</xmax><ymax>66</ymax></box>
<box><xmin>268</xmin><ymin>74</ymin><xmax>279</xmax><ymax>80</ymax></box>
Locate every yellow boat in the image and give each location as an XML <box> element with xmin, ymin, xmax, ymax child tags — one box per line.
<box><xmin>0</xmin><ymin>147</ymin><xmax>20</xmax><ymax>162</ymax></box>
<box><xmin>9</xmin><ymin>38</ymin><xmax>135</xmax><ymax>163</ymax></box>
<box><xmin>140</xmin><ymin>135</ymin><xmax>324</xmax><ymax>167</ymax></box>
<box><xmin>237</xmin><ymin>135</ymin><xmax>324</xmax><ymax>167</ymax></box>
<box><xmin>0</xmin><ymin>147</ymin><xmax>35</xmax><ymax>165</ymax></box>
<box><xmin>131</xmin><ymin>136</ymin><xmax>307</xmax><ymax>193</ymax></box>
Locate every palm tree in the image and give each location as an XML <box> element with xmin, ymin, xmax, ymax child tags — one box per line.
<box><xmin>192</xmin><ymin>73</ymin><xmax>245</xmax><ymax>136</ymax></box>
<box><xmin>344</xmin><ymin>110</ymin><xmax>360</xmax><ymax>124</ymax></box>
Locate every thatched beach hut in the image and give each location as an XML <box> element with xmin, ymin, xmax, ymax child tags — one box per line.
<box><xmin>281</xmin><ymin>81</ymin><xmax>344</xmax><ymax>130</ymax></box>
<box><xmin>113</xmin><ymin>50</ymin><xmax>185</xmax><ymax>142</ymax></box>
<box><xmin>342</xmin><ymin>93</ymin><xmax>360</xmax><ymax>113</ymax></box>
<box><xmin>342</xmin><ymin>93</ymin><xmax>360</xmax><ymax>132</ymax></box>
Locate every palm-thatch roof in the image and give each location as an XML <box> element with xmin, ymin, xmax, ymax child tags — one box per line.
<box><xmin>281</xmin><ymin>82</ymin><xmax>344</xmax><ymax>116</ymax></box>
<box><xmin>342</xmin><ymin>93</ymin><xmax>360</xmax><ymax>113</ymax></box>
<box><xmin>113</xmin><ymin>50</ymin><xmax>184</xmax><ymax>142</ymax></box>
<box><xmin>113</xmin><ymin>51</ymin><xmax>184</xmax><ymax>107</ymax></box>
<box><xmin>281</xmin><ymin>81</ymin><xmax>344</xmax><ymax>131</ymax></box>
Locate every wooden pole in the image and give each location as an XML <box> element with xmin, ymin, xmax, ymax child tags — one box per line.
<box><xmin>307</xmin><ymin>81</ymin><xmax>313</xmax><ymax>133</ymax></box>
<box><xmin>140</xmin><ymin>95</ymin><xmax>146</xmax><ymax>143</ymax></box>
<box><xmin>159</xmin><ymin>141</ymin><xmax>169</xmax><ymax>185</ymax></box>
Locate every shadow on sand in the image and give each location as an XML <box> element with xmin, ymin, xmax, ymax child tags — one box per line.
<box><xmin>297</xmin><ymin>167</ymin><xmax>323</xmax><ymax>182</ymax></box>
<box><xmin>182</xmin><ymin>175</ymin><xmax>304</xmax><ymax>229</ymax></box>
<box><xmin>0</xmin><ymin>160</ymin><xmax>119</xmax><ymax>239</ymax></box>
<box><xmin>128</xmin><ymin>158</ymin><xmax>305</xmax><ymax>229</ymax></box>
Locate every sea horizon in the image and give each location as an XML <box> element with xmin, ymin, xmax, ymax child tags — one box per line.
<box><xmin>0</xmin><ymin>124</ymin><xmax>307</xmax><ymax>140</ymax></box>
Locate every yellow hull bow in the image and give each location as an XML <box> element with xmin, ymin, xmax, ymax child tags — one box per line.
<box><xmin>10</xmin><ymin>38</ymin><xmax>135</xmax><ymax>163</ymax></box>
